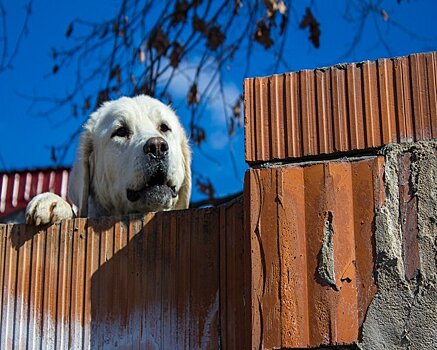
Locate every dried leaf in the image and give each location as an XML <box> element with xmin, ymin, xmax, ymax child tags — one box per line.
<box><xmin>135</xmin><ymin>83</ymin><xmax>153</xmax><ymax>97</ymax></box>
<box><xmin>232</xmin><ymin>97</ymin><xmax>242</xmax><ymax>121</ymax></box>
<box><xmin>112</xmin><ymin>21</ymin><xmax>119</xmax><ymax>34</ymax></box>
<box><xmin>96</xmin><ymin>89</ymin><xmax>110</xmax><ymax>108</ymax></box>
<box><xmin>172</xmin><ymin>1</ymin><xmax>190</xmax><ymax>25</ymax></box>
<box><xmin>191</xmin><ymin>125</ymin><xmax>206</xmax><ymax>146</ymax></box>
<box><xmin>109</xmin><ymin>65</ymin><xmax>122</xmax><ymax>85</ymax></box>
<box><xmin>82</xmin><ymin>97</ymin><xmax>91</xmax><ymax>113</ymax></box>
<box><xmin>299</xmin><ymin>7</ymin><xmax>320</xmax><ymax>48</ymax></box>
<box><xmin>206</xmin><ymin>25</ymin><xmax>225</xmax><ymax>51</ymax></box>
<box><xmin>277</xmin><ymin>1</ymin><xmax>287</xmax><ymax>15</ymax></box>
<box><xmin>195</xmin><ymin>177</ymin><xmax>215</xmax><ymax>200</ymax></box>
<box><xmin>230</xmin><ymin>96</ymin><xmax>242</xmax><ymax>136</ymax></box>
<box><xmin>188</xmin><ymin>83</ymin><xmax>199</xmax><ymax>106</ymax></box>
<box><xmin>109</xmin><ymin>65</ymin><xmax>120</xmax><ymax>79</ymax></box>
<box><xmin>234</xmin><ymin>0</ymin><xmax>243</xmax><ymax>14</ymax></box>
<box><xmin>263</xmin><ymin>0</ymin><xmax>287</xmax><ymax>18</ymax></box>
<box><xmin>192</xmin><ymin>15</ymin><xmax>207</xmax><ymax>34</ymax></box>
<box><xmin>149</xmin><ymin>27</ymin><xmax>170</xmax><ymax>56</ymax></box>
<box><xmin>254</xmin><ymin>20</ymin><xmax>273</xmax><ymax>49</ymax></box>
<box><xmin>381</xmin><ymin>9</ymin><xmax>389</xmax><ymax>21</ymax></box>
<box><xmin>263</xmin><ymin>0</ymin><xmax>275</xmax><ymax>17</ymax></box>
<box><xmin>169</xmin><ymin>42</ymin><xmax>183</xmax><ymax>68</ymax></box>
<box><xmin>65</xmin><ymin>22</ymin><xmax>74</xmax><ymax>38</ymax></box>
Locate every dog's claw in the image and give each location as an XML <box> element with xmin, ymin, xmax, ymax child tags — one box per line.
<box><xmin>25</xmin><ymin>193</ymin><xmax>74</xmax><ymax>226</ymax></box>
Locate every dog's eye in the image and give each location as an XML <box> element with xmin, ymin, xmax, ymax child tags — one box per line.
<box><xmin>112</xmin><ymin>127</ymin><xmax>129</xmax><ymax>138</ymax></box>
<box><xmin>160</xmin><ymin>123</ymin><xmax>171</xmax><ymax>132</ymax></box>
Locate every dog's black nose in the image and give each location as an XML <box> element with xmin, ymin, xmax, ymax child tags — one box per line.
<box><xmin>144</xmin><ymin>137</ymin><xmax>169</xmax><ymax>158</ymax></box>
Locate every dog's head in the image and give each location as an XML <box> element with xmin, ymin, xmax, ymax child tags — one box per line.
<box><xmin>68</xmin><ymin>95</ymin><xmax>191</xmax><ymax>216</ymax></box>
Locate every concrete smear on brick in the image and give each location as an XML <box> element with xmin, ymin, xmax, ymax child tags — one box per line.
<box><xmin>359</xmin><ymin>141</ymin><xmax>437</xmax><ymax>350</ymax></box>
<box><xmin>317</xmin><ymin>211</ymin><xmax>338</xmax><ymax>290</ymax></box>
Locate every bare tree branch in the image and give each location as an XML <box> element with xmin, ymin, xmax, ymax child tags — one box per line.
<box><xmin>0</xmin><ymin>0</ymin><xmax>32</xmax><ymax>73</ymax></box>
<box><xmin>13</xmin><ymin>0</ymin><xmax>436</xmax><ymax>201</ymax></box>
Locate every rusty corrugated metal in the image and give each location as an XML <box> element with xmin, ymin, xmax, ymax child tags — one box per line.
<box><xmin>0</xmin><ymin>199</ymin><xmax>247</xmax><ymax>349</ymax></box>
<box><xmin>0</xmin><ymin>168</ymin><xmax>71</xmax><ymax>219</ymax></box>
<box><xmin>245</xmin><ymin>157</ymin><xmax>384</xmax><ymax>348</ymax></box>
<box><xmin>244</xmin><ymin>52</ymin><xmax>437</xmax><ymax>163</ymax></box>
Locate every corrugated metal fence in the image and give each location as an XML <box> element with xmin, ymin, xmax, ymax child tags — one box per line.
<box><xmin>0</xmin><ymin>199</ymin><xmax>247</xmax><ymax>349</ymax></box>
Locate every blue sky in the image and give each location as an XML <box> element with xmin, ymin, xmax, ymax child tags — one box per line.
<box><xmin>1</xmin><ymin>0</ymin><xmax>437</xmax><ymax>201</ymax></box>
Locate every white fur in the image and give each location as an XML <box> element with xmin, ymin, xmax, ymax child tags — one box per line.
<box><xmin>25</xmin><ymin>95</ymin><xmax>191</xmax><ymax>225</ymax></box>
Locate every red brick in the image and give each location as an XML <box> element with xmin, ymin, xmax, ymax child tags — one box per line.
<box><xmin>245</xmin><ymin>157</ymin><xmax>383</xmax><ymax>348</ymax></box>
<box><xmin>244</xmin><ymin>52</ymin><xmax>437</xmax><ymax>163</ymax></box>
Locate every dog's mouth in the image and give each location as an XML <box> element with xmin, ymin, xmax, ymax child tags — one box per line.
<box><xmin>126</xmin><ymin>170</ymin><xmax>177</xmax><ymax>202</ymax></box>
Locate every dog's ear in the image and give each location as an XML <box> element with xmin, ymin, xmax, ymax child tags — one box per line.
<box><xmin>174</xmin><ymin>134</ymin><xmax>192</xmax><ymax>209</ymax></box>
<box><xmin>68</xmin><ymin>128</ymin><xmax>94</xmax><ymax>217</ymax></box>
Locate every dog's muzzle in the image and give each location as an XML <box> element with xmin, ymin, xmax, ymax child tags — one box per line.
<box><xmin>126</xmin><ymin>168</ymin><xmax>177</xmax><ymax>202</ymax></box>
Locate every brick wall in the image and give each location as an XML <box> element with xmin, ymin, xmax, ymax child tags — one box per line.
<box><xmin>244</xmin><ymin>52</ymin><xmax>437</xmax><ymax>349</ymax></box>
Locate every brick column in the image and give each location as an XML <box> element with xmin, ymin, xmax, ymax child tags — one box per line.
<box><xmin>243</xmin><ymin>52</ymin><xmax>437</xmax><ymax>349</ymax></box>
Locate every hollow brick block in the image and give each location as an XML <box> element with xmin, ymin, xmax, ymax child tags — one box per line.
<box><xmin>245</xmin><ymin>157</ymin><xmax>384</xmax><ymax>348</ymax></box>
<box><xmin>244</xmin><ymin>52</ymin><xmax>437</xmax><ymax>163</ymax></box>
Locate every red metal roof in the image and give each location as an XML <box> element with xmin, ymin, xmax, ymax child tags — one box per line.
<box><xmin>0</xmin><ymin>167</ymin><xmax>71</xmax><ymax>219</ymax></box>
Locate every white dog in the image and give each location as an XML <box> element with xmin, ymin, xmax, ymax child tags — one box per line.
<box><xmin>25</xmin><ymin>95</ymin><xmax>191</xmax><ymax>225</ymax></box>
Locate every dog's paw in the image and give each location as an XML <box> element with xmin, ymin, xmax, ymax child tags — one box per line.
<box><xmin>25</xmin><ymin>193</ymin><xmax>74</xmax><ymax>226</ymax></box>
